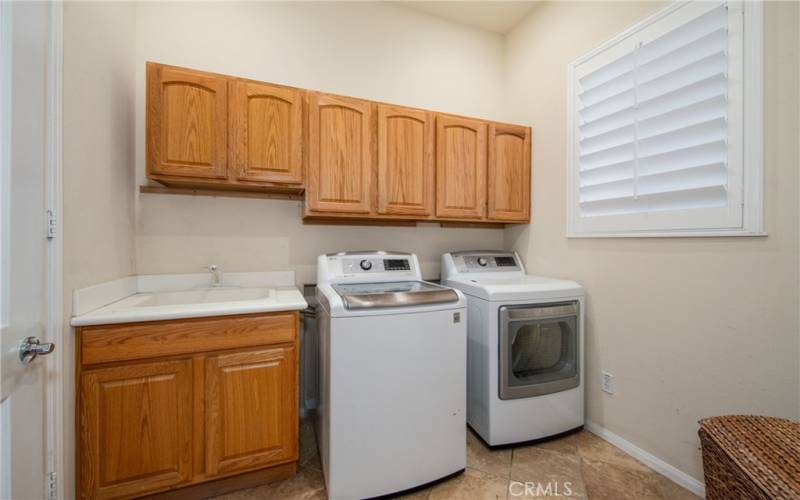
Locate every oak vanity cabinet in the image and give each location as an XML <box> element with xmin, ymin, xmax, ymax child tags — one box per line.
<box><xmin>76</xmin><ymin>312</ymin><xmax>299</xmax><ymax>500</ymax></box>
<box><xmin>376</xmin><ymin>105</ymin><xmax>435</xmax><ymax>217</ymax></box>
<box><xmin>435</xmin><ymin>115</ymin><xmax>487</xmax><ymax>219</ymax></box>
<box><xmin>147</xmin><ymin>64</ymin><xmax>229</xmax><ymax>181</ymax></box>
<box><xmin>305</xmin><ymin>93</ymin><xmax>373</xmax><ymax>214</ymax></box>
<box><xmin>487</xmin><ymin>123</ymin><xmax>531</xmax><ymax>222</ymax></box>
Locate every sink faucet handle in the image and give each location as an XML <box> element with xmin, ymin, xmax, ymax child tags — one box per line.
<box><xmin>206</xmin><ymin>264</ymin><xmax>222</xmax><ymax>287</ymax></box>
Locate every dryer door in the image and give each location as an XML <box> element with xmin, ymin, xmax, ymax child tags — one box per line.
<box><xmin>499</xmin><ymin>302</ymin><xmax>580</xmax><ymax>400</ymax></box>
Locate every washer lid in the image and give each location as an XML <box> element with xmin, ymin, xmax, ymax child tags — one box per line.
<box><xmin>332</xmin><ymin>281</ymin><xmax>459</xmax><ymax>310</ymax></box>
<box><xmin>443</xmin><ymin>275</ymin><xmax>584</xmax><ymax>301</ymax></box>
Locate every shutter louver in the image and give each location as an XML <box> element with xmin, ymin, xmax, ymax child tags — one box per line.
<box><xmin>577</xmin><ymin>3</ymin><xmax>729</xmax><ymax>218</ymax></box>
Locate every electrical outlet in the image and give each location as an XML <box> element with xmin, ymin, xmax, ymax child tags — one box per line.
<box><xmin>601</xmin><ymin>371</ymin><xmax>614</xmax><ymax>394</ymax></box>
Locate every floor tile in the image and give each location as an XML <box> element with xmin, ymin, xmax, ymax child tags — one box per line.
<box><xmin>213</xmin><ymin>421</ymin><xmax>700</xmax><ymax>500</ymax></box>
<box><xmin>266</xmin><ymin>466</ymin><xmax>327</xmax><ymax>500</ymax></box>
<box><xmin>394</xmin><ymin>486</ymin><xmax>433</xmax><ymax>500</ymax></box>
<box><xmin>211</xmin><ymin>466</ymin><xmax>326</xmax><ymax>500</ymax></box>
<box><xmin>573</xmin><ymin>431</ymin><xmax>652</xmax><ymax>474</ymax></box>
<box><xmin>530</xmin><ymin>431</ymin><xmax>583</xmax><ymax>456</ymax></box>
<box><xmin>428</xmin><ymin>468</ymin><xmax>509</xmax><ymax>500</ymax></box>
<box><xmin>299</xmin><ymin>419</ymin><xmax>321</xmax><ymax>471</ymax></box>
<box><xmin>652</xmin><ymin>473</ymin><xmax>701</xmax><ymax>500</ymax></box>
<box><xmin>581</xmin><ymin>459</ymin><xmax>662</xmax><ymax>500</ymax></box>
<box><xmin>467</xmin><ymin>429</ymin><xmax>513</xmax><ymax>478</ymax></box>
<box><xmin>509</xmin><ymin>447</ymin><xmax>586</xmax><ymax>499</ymax></box>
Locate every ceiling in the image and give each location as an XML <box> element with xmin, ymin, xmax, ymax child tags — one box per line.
<box><xmin>396</xmin><ymin>1</ymin><xmax>539</xmax><ymax>34</ymax></box>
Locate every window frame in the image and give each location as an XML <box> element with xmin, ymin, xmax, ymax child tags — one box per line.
<box><xmin>565</xmin><ymin>0</ymin><xmax>764</xmax><ymax>238</ymax></box>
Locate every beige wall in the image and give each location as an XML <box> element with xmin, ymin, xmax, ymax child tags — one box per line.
<box><xmin>504</xmin><ymin>0</ymin><xmax>800</xmax><ymax>481</ymax></box>
<box><xmin>63</xmin><ymin>1</ymin><xmax>137</xmax><ymax>496</ymax></box>
<box><xmin>133</xmin><ymin>1</ymin><xmax>508</xmax><ymax>283</ymax></box>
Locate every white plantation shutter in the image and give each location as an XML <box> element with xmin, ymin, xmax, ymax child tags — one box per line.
<box><xmin>567</xmin><ymin>1</ymin><xmax>763</xmax><ymax>237</ymax></box>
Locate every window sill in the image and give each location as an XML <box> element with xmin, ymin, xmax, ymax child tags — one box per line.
<box><xmin>566</xmin><ymin>230</ymin><xmax>768</xmax><ymax>238</ymax></box>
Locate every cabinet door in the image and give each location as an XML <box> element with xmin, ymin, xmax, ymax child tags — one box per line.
<box><xmin>306</xmin><ymin>93</ymin><xmax>373</xmax><ymax>214</ymax></box>
<box><xmin>80</xmin><ymin>359</ymin><xmax>193</xmax><ymax>499</ymax></box>
<box><xmin>488</xmin><ymin>124</ymin><xmax>531</xmax><ymax>222</ymax></box>
<box><xmin>231</xmin><ymin>81</ymin><xmax>303</xmax><ymax>184</ymax></box>
<box><xmin>147</xmin><ymin>63</ymin><xmax>228</xmax><ymax>179</ymax></box>
<box><xmin>205</xmin><ymin>346</ymin><xmax>298</xmax><ymax>476</ymax></box>
<box><xmin>377</xmin><ymin>105</ymin><xmax>434</xmax><ymax>216</ymax></box>
<box><xmin>435</xmin><ymin>115</ymin><xmax>487</xmax><ymax>219</ymax></box>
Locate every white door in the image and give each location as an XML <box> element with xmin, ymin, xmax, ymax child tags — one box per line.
<box><xmin>0</xmin><ymin>2</ymin><xmax>58</xmax><ymax>499</ymax></box>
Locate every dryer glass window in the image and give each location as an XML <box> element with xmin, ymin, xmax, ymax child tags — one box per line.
<box><xmin>499</xmin><ymin>302</ymin><xmax>580</xmax><ymax>400</ymax></box>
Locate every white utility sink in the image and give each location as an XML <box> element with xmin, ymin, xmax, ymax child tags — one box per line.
<box><xmin>71</xmin><ymin>272</ymin><xmax>308</xmax><ymax>327</ymax></box>
<box><xmin>130</xmin><ymin>286</ymin><xmax>276</xmax><ymax>307</ymax></box>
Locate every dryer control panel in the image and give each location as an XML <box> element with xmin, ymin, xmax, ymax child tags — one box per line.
<box><xmin>447</xmin><ymin>251</ymin><xmax>524</xmax><ymax>274</ymax></box>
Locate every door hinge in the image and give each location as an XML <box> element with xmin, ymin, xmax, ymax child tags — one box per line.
<box><xmin>46</xmin><ymin>209</ymin><xmax>56</xmax><ymax>240</ymax></box>
<box><xmin>47</xmin><ymin>471</ymin><xmax>57</xmax><ymax>500</ymax></box>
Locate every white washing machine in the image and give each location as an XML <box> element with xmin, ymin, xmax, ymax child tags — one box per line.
<box><xmin>441</xmin><ymin>250</ymin><xmax>584</xmax><ymax>446</ymax></box>
<box><xmin>316</xmin><ymin>251</ymin><xmax>467</xmax><ymax>499</ymax></box>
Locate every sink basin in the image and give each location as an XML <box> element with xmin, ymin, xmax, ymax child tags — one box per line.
<box><xmin>131</xmin><ymin>287</ymin><xmax>277</xmax><ymax>307</ymax></box>
<box><xmin>70</xmin><ymin>271</ymin><xmax>308</xmax><ymax>327</ymax></box>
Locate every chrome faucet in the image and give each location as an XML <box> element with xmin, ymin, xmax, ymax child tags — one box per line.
<box><xmin>207</xmin><ymin>264</ymin><xmax>222</xmax><ymax>287</ymax></box>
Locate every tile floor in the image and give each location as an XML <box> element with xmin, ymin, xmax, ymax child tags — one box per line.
<box><xmin>212</xmin><ymin>419</ymin><xmax>700</xmax><ymax>500</ymax></box>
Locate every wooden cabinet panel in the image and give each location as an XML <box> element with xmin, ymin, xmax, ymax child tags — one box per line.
<box><xmin>488</xmin><ymin>124</ymin><xmax>531</xmax><ymax>222</ymax></box>
<box><xmin>81</xmin><ymin>313</ymin><xmax>296</xmax><ymax>366</ymax></box>
<box><xmin>80</xmin><ymin>360</ymin><xmax>193</xmax><ymax>499</ymax></box>
<box><xmin>147</xmin><ymin>63</ymin><xmax>228</xmax><ymax>180</ymax></box>
<box><xmin>377</xmin><ymin>105</ymin><xmax>434</xmax><ymax>216</ymax></box>
<box><xmin>435</xmin><ymin>116</ymin><xmax>487</xmax><ymax>219</ymax></box>
<box><xmin>205</xmin><ymin>346</ymin><xmax>298</xmax><ymax>476</ymax></box>
<box><xmin>306</xmin><ymin>93</ymin><xmax>373</xmax><ymax>214</ymax></box>
<box><xmin>231</xmin><ymin>81</ymin><xmax>303</xmax><ymax>184</ymax></box>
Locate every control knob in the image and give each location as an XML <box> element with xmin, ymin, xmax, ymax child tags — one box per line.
<box><xmin>477</xmin><ymin>257</ymin><xmax>488</xmax><ymax>267</ymax></box>
<box><xmin>360</xmin><ymin>259</ymin><xmax>373</xmax><ymax>271</ymax></box>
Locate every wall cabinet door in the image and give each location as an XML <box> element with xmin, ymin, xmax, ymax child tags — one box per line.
<box><xmin>205</xmin><ymin>346</ymin><xmax>298</xmax><ymax>477</ymax></box>
<box><xmin>80</xmin><ymin>359</ymin><xmax>193</xmax><ymax>499</ymax></box>
<box><xmin>306</xmin><ymin>93</ymin><xmax>373</xmax><ymax>214</ymax></box>
<box><xmin>377</xmin><ymin>105</ymin><xmax>434</xmax><ymax>216</ymax></box>
<box><xmin>435</xmin><ymin>115</ymin><xmax>487</xmax><ymax>219</ymax></box>
<box><xmin>231</xmin><ymin>81</ymin><xmax>303</xmax><ymax>185</ymax></box>
<box><xmin>147</xmin><ymin>64</ymin><xmax>228</xmax><ymax>180</ymax></box>
<box><xmin>488</xmin><ymin>124</ymin><xmax>531</xmax><ymax>222</ymax></box>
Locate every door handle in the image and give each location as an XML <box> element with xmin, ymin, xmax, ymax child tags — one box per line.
<box><xmin>19</xmin><ymin>336</ymin><xmax>55</xmax><ymax>364</ymax></box>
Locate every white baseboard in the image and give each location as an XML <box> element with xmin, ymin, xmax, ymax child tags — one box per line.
<box><xmin>584</xmin><ymin>420</ymin><xmax>705</xmax><ymax>498</ymax></box>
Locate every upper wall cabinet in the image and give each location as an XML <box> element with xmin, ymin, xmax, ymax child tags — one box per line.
<box><xmin>435</xmin><ymin>116</ymin><xmax>487</xmax><ymax>220</ymax></box>
<box><xmin>231</xmin><ymin>81</ymin><xmax>303</xmax><ymax>185</ymax></box>
<box><xmin>145</xmin><ymin>63</ymin><xmax>531</xmax><ymax>225</ymax></box>
<box><xmin>377</xmin><ymin>105</ymin><xmax>434</xmax><ymax>217</ymax></box>
<box><xmin>147</xmin><ymin>64</ymin><xmax>228</xmax><ymax>180</ymax></box>
<box><xmin>488</xmin><ymin>124</ymin><xmax>531</xmax><ymax>222</ymax></box>
<box><xmin>146</xmin><ymin>63</ymin><xmax>304</xmax><ymax>193</ymax></box>
<box><xmin>305</xmin><ymin>93</ymin><xmax>373</xmax><ymax>214</ymax></box>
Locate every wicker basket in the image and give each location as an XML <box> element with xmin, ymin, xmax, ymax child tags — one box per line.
<box><xmin>699</xmin><ymin>415</ymin><xmax>800</xmax><ymax>500</ymax></box>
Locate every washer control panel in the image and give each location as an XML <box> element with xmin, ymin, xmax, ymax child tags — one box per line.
<box><xmin>341</xmin><ymin>257</ymin><xmax>412</xmax><ymax>274</ymax></box>
<box><xmin>319</xmin><ymin>252</ymin><xmax>421</xmax><ymax>284</ymax></box>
